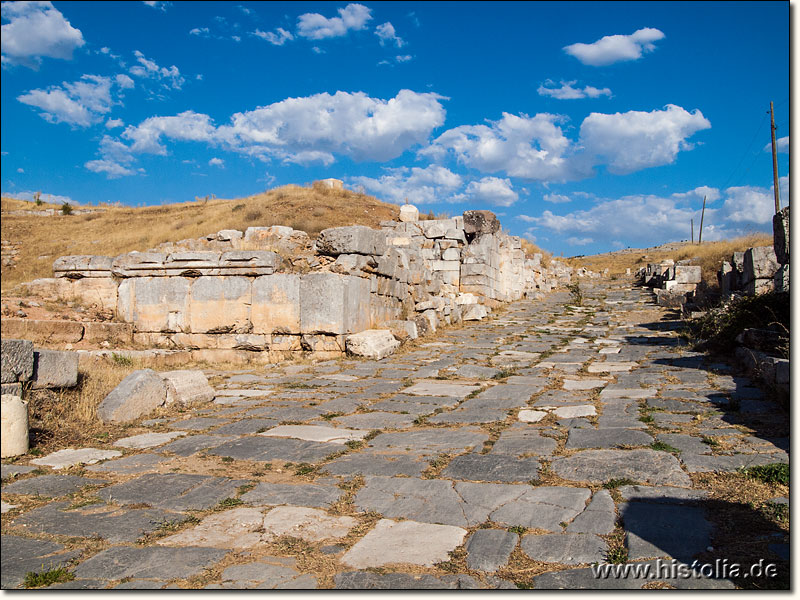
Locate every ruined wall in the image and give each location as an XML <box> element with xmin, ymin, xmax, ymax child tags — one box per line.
<box><xmin>22</xmin><ymin>206</ymin><xmax>582</xmax><ymax>359</ymax></box>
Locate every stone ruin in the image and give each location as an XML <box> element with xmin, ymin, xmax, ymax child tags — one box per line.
<box><xmin>9</xmin><ymin>207</ymin><xmax>584</xmax><ymax>363</ymax></box>
<box><xmin>635</xmin><ymin>260</ymin><xmax>702</xmax><ymax>308</ymax></box>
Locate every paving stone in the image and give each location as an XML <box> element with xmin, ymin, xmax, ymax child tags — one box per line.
<box><xmin>471</xmin><ymin>384</ymin><xmax>534</xmax><ymax>406</ymax></box>
<box><xmin>587</xmin><ymin>362</ymin><xmax>637</xmax><ymax>373</ymax></box>
<box><xmin>48</xmin><ymin>579</ymin><xmax>109</xmax><ymax>589</ymax></box>
<box><xmin>261</xmin><ymin>424</ymin><xmax>367</xmax><ymax>445</ymax></box>
<box><xmin>355</xmin><ymin>476</ymin><xmax>467</xmax><ymax>525</ymax></box>
<box><xmin>442</xmin><ymin>453</ymin><xmax>540</xmax><ymax>483</ymax></box>
<box><xmin>518</xmin><ymin>409</ymin><xmax>547</xmax><ymax>423</ymax></box>
<box><xmin>73</xmin><ymin>546</ymin><xmax>228</xmax><ymax>581</ymax></box>
<box><xmin>1</xmin><ymin>463</ymin><xmax>37</xmax><ymax>479</ymax></box>
<box><xmin>652</xmin><ymin>413</ymin><xmax>695</xmax><ymax>426</ymax></box>
<box><xmin>321</xmin><ymin>453</ymin><xmax>428</xmax><ymax>477</ymax></box>
<box><xmin>621</xmin><ymin>501</ymin><xmax>713</xmax><ymax>561</ymax></box>
<box><xmin>2</xmin><ymin>474</ymin><xmax>105</xmax><ymax>497</ymax></box>
<box><xmin>31</xmin><ymin>448</ymin><xmax>122</xmax><ymax>470</ymax></box>
<box><xmin>1</xmin><ymin>500</ymin><xmax>18</xmax><ymax>513</ymax></box>
<box><xmin>86</xmin><ymin>453</ymin><xmax>170</xmax><ymax>474</ymax></box>
<box><xmin>465</xmin><ymin>529</ymin><xmax>518</xmax><ymax>571</ymax></box>
<box><xmin>334</xmin><ymin>571</ymin><xmax>508</xmax><ymax>589</ymax></box>
<box><xmin>341</xmin><ymin>519</ymin><xmax>467</xmax><ymax>568</ymax></box>
<box><xmin>647</xmin><ymin>398</ymin><xmax>707</xmax><ymax>413</ymax></box>
<box><xmin>521</xmin><ymin>533</ymin><xmax>607</xmax><ymax>565</ymax></box>
<box><xmin>152</xmin><ymin>434</ymin><xmax>237</xmax><ymax>457</ymax></box>
<box><xmin>366</xmin><ymin>428</ymin><xmax>488</xmax><ymax>458</ymax></box>
<box><xmin>404</xmin><ymin>380</ymin><xmax>480</xmax><ymax>398</ymax></box>
<box><xmin>551</xmin><ymin>449</ymin><xmax>691</xmax><ymax>487</ymax></box>
<box><xmin>166</xmin><ymin>417</ymin><xmax>228</xmax><ymax>430</ymax></box>
<box><xmin>618</xmin><ymin>485</ymin><xmax>708</xmax><ymax>503</ymax></box>
<box><xmin>532</xmin><ymin>560</ymin><xmax>735</xmax><ymax>589</ymax></box>
<box><xmin>427</xmin><ymin>409</ymin><xmax>508</xmax><ymax>424</ymax></box>
<box><xmin>113</xmin><ymin>431</ymin><xmax>187</xmax><ymax>449</ymax></box>
<box><xmin>490</xmin><ymin>428</ymin><xmax>558</xmax><ymax>457</ymax></box>
<box><xmin>213</xmin><ymin>560</ymin><xmax>316</xmax><ymax>589</ymax></box>
<box><xmin>1</xmin><ymin>535</ymin><xmax>82</xmax><ymax>589</ymax></box>
<box><xmin>656</xmin><ymin>433</ymin><xmax>710</xmax><ymax>455</ymax></box>
<box><xmin>680</xmin><ymin>452</ymin><xmax>786</xmax><ymax>473</ymax></box>
<box><xmin>101</xmin><ymin>473</ymin><xmax>249</xmax><ymax>511</ymax></box>
<box><xmin>566</xmin><ymin>428</ymin><xmax>653</xmax><ymax>449</ymax></box>
<box><xmin>567</xmin><ymin>489</ymin><xmax>616</xmax><ymax>534</ymax></box>
<box><xmin>563</xmin><ymin>379</ymin><xmax>608</xmax><ymax>391</ymax></box>
<box><xmin>332</xmin><ymin>411</ymin><xmax>415</xmax><ymax>430</ymax></box>
<box><xmin>207</xmin><ymin>436</ymin><xmax>336</xmax><ymax>463</ymax></box>
<box><xmin>260</xmin><ymin>506</ymin><xmax>358</xmax><ymax>542</ymax></box>
<box><xmin>208</xmin><ymin>418</ymin><xmax>279</xmax><ymax>435</ymax></box>
<box><xmin>452</xmin><ymin>364</ymin><xmax>501</xmax><ymax>379</ymax></box>
<box><xmin>488</xmin><ymin>486</ymin><xmax>592</xmax><ymax>531</ymax></box>
<box><xmin>241</xmin><ymin>482</ymin><xmax>342</xmax><ymax>508</ymax></box>
<box><xmin>11</xmin><ymin>501</ymin><xmax>176</xmax><ymax>543</ymax></box>
<box><xmin>554</xmin><ymin>405</ymin><xmax>597</xmax><ymax>419</ymax></box>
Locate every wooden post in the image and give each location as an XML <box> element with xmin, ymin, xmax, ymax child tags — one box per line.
<box><xmin>691</xmin><ymin>219</ymin><xmax>694</xmax><ymax>244</ymax></box>
<box><xmin>770</xmin><ymin>101</ymin><xmax>781</xmax><ymax>213</ymax></box>
<box><xmin>698</xmin><ymin>196</ymin><xmax>707</xmax><ymax>244</ymax></box>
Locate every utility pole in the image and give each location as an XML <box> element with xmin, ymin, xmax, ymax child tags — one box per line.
<box><xmin>691</xmin><ymin>219</ymin><xmax>694</xmax><ymax>244</ymax></box>
<box><xmin>770</xmin><ymin>101</ymin><xmax>781</xmax><ymax>213</ymax></box>
<box><xmin>698</xmin><ymin>196</ymin><xmax>706</xmax><ymax>244</ymax></box>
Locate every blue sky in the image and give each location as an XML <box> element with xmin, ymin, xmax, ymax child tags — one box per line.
<box><xmin>1</xmin><ymin>1</ymin><xmax>790</xmax><ymax>256</ymax></box>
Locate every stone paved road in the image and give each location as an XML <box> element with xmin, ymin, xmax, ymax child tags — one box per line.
<box><xmin>1</xmin><ymin>279</ymin><xmax>789</xmax><ymax>589</ymax></box>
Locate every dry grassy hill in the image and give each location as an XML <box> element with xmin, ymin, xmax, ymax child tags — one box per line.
<box><xmin>1</xmin><ymin>183</ymin><xmax>401</xmax><ymax>292</ymax></box>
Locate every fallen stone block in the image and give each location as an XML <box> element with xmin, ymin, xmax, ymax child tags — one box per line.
<box><xmin>399</xmin><ymin>204</ymin><xmax>419</xmax><ymax>223</ymax></box>
<box><xmin>1</xmin><ymin>339</ymin><xmax>34</xmax><ymax>384</ymax></box>
<box><xmin>384</xmin><ymin>320</ymin><xmax>419</xmax><ymax>342</ymax></box>
<box><xmin>1</xmin><ymin>394</ymin><xmax>29</xmax><ymax>458</ymax></box>
<box><xmin>462</xmin><ymin>304</ymin><xmax>488</xmax><ymax>321</ymax></box>
<box><xmin>97</xmin><ymin>369</ymin><xmax>168</xmax><ymax>423</ymax></box>
<box><xmin>159</xmin><ymin>370</ymin><xmax>214</xmax><ymax>406</ymax></box>
<box><xmin>345</xmin><ymin>330</ymin><xmax>400</xmax><ymax>360</ymax></box>
<box><xmin>315</xmin><ymin>226</ymin><xmax>387</xmax><ymax>256</ymax></box>
<box><xmin>31</xmin><ymin>349</ymin><xmax>79</xmax><ymax>389</ymax></box>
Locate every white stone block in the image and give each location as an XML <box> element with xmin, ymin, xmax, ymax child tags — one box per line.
<box><xmin>1</xmin><ymin>395</ymin><xmax>28</xmax><ymax>458</ymax></box>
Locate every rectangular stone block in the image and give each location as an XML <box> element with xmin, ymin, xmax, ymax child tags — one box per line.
<box><xmin>1</xmin><ymin>339</ymin><xmax>34</xmax><ymax>383</ymax></box>
<box><xmin>746</xmin><ymin>278</ymin><xmax>775</xmax><ymax>296</ymax></box>
<box><xmin>68</xmin><ymin>278</ymin><xmax>119</xmax><ymax>312</ymax></box>
<box><xmin>673</xmin><ymin>265</ymin><xmax>701</xmax><ymax>284</ymax></box>
<box><xmin>111</xmin><ymin>252</ymin><xmax>168</xmax><ymax>277</ymax></box>
<box><xmin>31</xmin><ymin>349</ymin><xmax>79</xmax><ymax>389</ymax></box>
<box><xmin>300</xmin><ymin>273</ymin><xmax>370</xmax><ymax>335</ymax></box>
<box><xmin>189</xmin><ymin>276</ymin><xmax>251</xmax><ymax>333</ymax></box>
<box><xmin>773</xmin><ymin>206</ymin><xmax>789</xmax><ymax>264</ymax></box>
<box><xmin>0</xmin><ymin>319</ymin><xmax>84</xmax><ymax>344</ymax></box>
<box><xmin>53</xmin><ymin>255</ymin><xmax>114</xmax><ymax>278</ymax></box>
<box><xmin>82</xmin><ymin>322</ymin><xmax>134</xmax><ymax>345</ymax></box>
<box><xmin>117</xmin><ymin>277</ymin><xmax>191</xmax><ymax>333</ymax></box>
<box><xmin>252</xmin><ymin>274</ymin><xmax>301</xmax><ymax>334</ymax></box>
<box><xmin>315</xmin><ymin>226</ymin><xmax>387</xmax><ymax>256</ymax></box>
<box><xmin>743</xmin><ymin>246</ymin><xmax>779</xmax><ymax>283</ymax></box>
<box><xmin>430</xmin><ymin>260</ymin><xmax>460</xmax><ymax>272</ymax></box>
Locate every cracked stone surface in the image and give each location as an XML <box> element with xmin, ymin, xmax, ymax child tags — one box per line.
<box><xmin>100</xmin><ymin>473</ymin><xmax>249</xmax><ymax>511</ymax></box>
<box><xmin>2</xmin><ymin>474</ymin><xmax>106</xmax><ymax>498</ymax></box>
<box><xmin>521</xmin><ymin>533</ymin><xmax>607</xmax><ymax>565</ymax></box>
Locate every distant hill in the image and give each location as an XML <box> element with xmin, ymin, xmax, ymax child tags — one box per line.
<box><xmin>1</xmin><ymin>183</ymin><xmax>402</xmax><ymax>292</ymax></box>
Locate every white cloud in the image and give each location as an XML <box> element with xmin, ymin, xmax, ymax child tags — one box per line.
<box><xmin>763</xmin><ymin>135</ymin><xmax>789</xmax><ymax>153</ymax></box>
<box><xmin>579</xmin><ymin>104</ymin><xmax>710</xmax><ymax>174</ymax></box>
<box><xmin>564</xmin><ymin>27</ymin><xmax>665</xmax><ymax>66</ymax></box>
<box><xmin>129</xmin><ymin>50</ymin><xmax>184</xmax><ymax>90</ymax></box>
<box><xmin>84</xmin><ymin>159</ymin><xmax>137</xmax><ymax>178</ymax></box>
<box><xmin>282</xmin><ymin>150</ymin><xmax>335</xmax><ymax>166</ymax></box>
<box><xmin>5</xmin><ymin>190</ymin><xmax>73</xmax><ymax>203</ymax></box>
<box><xmin>123</xmin><ymin>110</ymin><xmax>218</xmax><ymax>154</ymax></box>
<box><xmin>106</xmin><ymin>118</ymin><xmax>124</xmax><ymax>128</ymax></box>
<box><xmin>208</xmin><ymin>157</ymin><xmax>224</xmax><ymax>167</ymax></box>
<box><xmin>537</xmin><ymin>80</ymin><xmax>612</xmax><ymax>100</ymax></box>
<box><xmin>395</xmin><ymin>54</ymin><xmax>412</xmax><ymax>63</ymax></box>
<box><xmin>17</xmin><ymin>74</ymin><xmax>115</xmax><ymax>127</ymax></box>
<box><xmin>351</xmin><ymin>165</ymin><xmax>463</xmax><ymax>204</ymax></box>
<box><xmin>567</xmin><ymin>237</ymin><xmax>593</xmax><ymax>246</ymax></box>
<box><xmin>190</xmin><ymin>27</ymin><xmax>210</xmax><ymax>36</ymax></box>
<box><xmin>16</xmin><ymin>167</ymin><xmax>24</xmax><ymax>173</ymax></box>
<box><xmin>670</xmin><ymin>185</ymin><xmax>720</xmax><ymax>203</ymax></box>
<box><xmin>721</xmin><ymin>178</ymin><xmax>788</xmax><ymax>225</ymax></box>
<box><xmin>297</xmin><ymin>3</ymin><xmax>372</xmax><ymax>40</ymax></box>
<box><xmin>375</xmin><ymin>22</ymin><xmax>405</xmax><ymax>47</ymax></box>
<box><xmin>543</xmin><ymin>193</ymin><xmax>571</xmax><ymax>203</ymax></box>
<box><xmin>422</xmin><ymin>112</ymin><xmax>580</xmax><ymax>181</ymax></box>
<box><xmin>115</xmin><ymin>73</ymin><xmax>135</xmax><ymax>89</ymax></box>
<box><xmin>463</xmin><ymin>177</ymin><xmax>519</xmax><ymax>207</ymax></box>
<box><xmin>1</xmin><ymin>1</ymin><xmax>84</xmax><ymax>68</ymax></box>
<box><xmin>252</xmin><ymin>28</ymin><xmax>294</xmax><ymax>45</ymax></box>
<box><xmin>142</xmin><ymin>1</ymin><xmax>170</xmax><ymax>11</ymax></box>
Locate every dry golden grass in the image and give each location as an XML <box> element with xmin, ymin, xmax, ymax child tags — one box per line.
<box><xmin>1</xmin><ymin>184</ymin><xmax>400</xmax><ymax>292</ymax></box>
<box><xmin>521</xmin><ymin>239</ymin><xmax>552</xmax><ymax>267</ymax></box>
<box><xmin>565</xmin><ymin>234</ymin><xmax>773</xmax><ymax>285</ymax></box>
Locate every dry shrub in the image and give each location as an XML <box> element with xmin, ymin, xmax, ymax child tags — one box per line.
<box><xmin>521</xmin><ymin>239</ymin><xmax>552</xmax><ymax>267</ymax></box>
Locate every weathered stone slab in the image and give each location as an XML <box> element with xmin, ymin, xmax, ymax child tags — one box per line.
<box><xmin>587</xmin><ymin>361</ymin><xmax>637</xmax><ymax>373</ymax></box>
<box><xmin>315</xmin><ymin>225</ymin><xmax>387</xmax><ymax>256</ymax></box>
<box><xmin>566</xmin><ymin>489</ymin><xmax>616</xmax><ymax>534</ymax></box>
<box><xmin>1</xmin><ymin>535</ymin><xmax>81</xmax><ymax>589</ymax></box>
<box><xmin>100</xmin><ymin>473</ymin><xmax>248</xmax><ymax>511</ymax></box>
<box><xmin>442</xmin><ymin>453</ymin><xmax>540</xmax><ymax>483</ymax></box>
<box><xmin>1</xmin><ymin>463</ymin><xmax>37</xmax><ymax>479</ymax></box>
<box><xmin>488</xmin><ymin>486</ymin><xmax>591</xmax><ymax>531</ymax></box>
<box><xmin>490</xmin><ymin>428</ymin><xmax>558</xmax><ymax>457</ymax></box>
<box><xmin>208</xmin><ymin>418</ymin><xmax>279</xmax><ymax>435</ymax></box>
<box><xmin>160</xmin><ymin>370</ymin><xmax>214</xmax><ymax>406</ymax></box>
<box><xmin>566</xmin><ymin>428</ymin><xmax>653</xmax><ymax>449</ymax></box>
<box><xmin>366</xmin><ymin>428</ymin><xmax>488</xmax><ymax>458</ymax></box>
<box><xmin>551</xmin><ymin>449</ymin><xmax>691</xmax><ymax>487</ymax></box>
<box><xmin>342</xmin><ymin>519</ymin><xmax>467</xmax><ymax>568</ymax></box>
<box><xmin>321</xmin><ymin>453</ymin><xmax>428</xmax><ymax>477</ymax></box>
<box><xmin>554</xmin><ymin>405</ymin><xmax>597</xmax><ymax>418</ymax></box>
<box><xmin>465</xmin><ymin>529</ymin><xmax>519</xmax><ymax>571</ymax></box>
<box><xmin>31</xmin><ymin>447</ymin><xmax>122</xmax><ymax>470</ymax></box>
<box><xmin>521</xmin><ymin>533</ymin><xmax>607</xmax><ymax>565</ymax></box>
<box><xmin>333</xmin><ymin>411</ymin><xmax>415</xmax><ymax>430</ymax></box>
<box><xmin>260</xmin><ymin>506</ymin><xmax>358</xmax><ymax>542</ymax></box>
<box><xmin>207</xmin><ymin>436</ymin><xmax>336</xmax><ymax>463</ymax></box>
<box><xmin>404</xmin><ymin>381</ymin><xmax>480</xmax><ymax>398</ymax></box>
<box><xmin>1</xmin><ymin>339</ymin><xmax>34</xmax><ymax>383</ymax></box>
<box><xmin>622</xmin><ymin>501</ymin><xmax>713</xmax><ymax>561</ymax></box>
<box><xmin>300</xmin><ymin>273</ymin><xmax>371</xmax><ymax>335</ymax></box>
<box><xmin>167</xmin><ymin>417</ymin><xmax>228</xmax><ymax>430</ymax></box>
<box><xmin>73</xmin><ymin>546</ymin><xmax>228</xmax><ymax>582</ymax></box>
<box><xmin>210</xmin><ymin>559</ymin><xmax>316</xmax><ymax>589</ymax></box>
<box><xmin>97</xmin><ymin>369</ymin><xmax>168</xmax><ymax>424</ymax></box>
<box><xmin>563</xmin><ymin>379</ymin><xmax>607</xmax><ymax>391</ymax></box>
<box><xmin>618</xmin><ymin>485</ymin><xmax>708</xmax><ymax>503</ymax></box>
<box><xmin>261</xmin><ymin>425</ymin><xmax>367</xmax><ymax>445</ymax></box>
<box><xmin>241</xmin><ymin>483</ymin><xmax>342</xmax><ymax>508</ymax></box>
<box><xmin>113</xmin><ymin>431</ymin><xmax>187</xmax><ymax>449</ymax></box>
<box><xmin>345</xmin><ymin>330</ymin><xmax>400</xmax><ymax>360</ymax></box>
<box><xmin>31</xmin><ymin>349</ymin><xmax>79</xmax><ymax>389</ymax></box>
<box><xmin>518</xmin><ymin>409</ymin><xmax>547</xmax><ymax>423</ymax></box>
<box><xmin>157</xmin><ymin>434</ymin><xmax>237</xmax><ymax>457</ymax></box>
<box><xmin>2</xmin><ymin>474</ymin><xmax>105</xmax><ymax>497</ymax></box>
<box><xmin>86</xmin><ymin>453</ymin><xmax>170</xmax><ymax>474</ymax></box>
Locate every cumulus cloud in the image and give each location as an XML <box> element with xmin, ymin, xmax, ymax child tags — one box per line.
<box><xmin>1</xmin><ymin>1</ymin><xmax>85</xmax><ymax>68</ymax></box>
<box><xmin>252</xmin><ymin>27</ymin><xmax>294</xmax><ymax>45</ymax></box>
<box><xmin>537</xmin><ymin>80</ymin><xmax>612</xmax><ymax>100</ymax></box>
<box><xmin>123</xmin><ymin>110</ymin><xmax>217</xmax><ymax>154</ymax></box>
<box><xmin>115</xmin><ymin>73</ymin><xmax>135</xmax><ymax>89</ymax></box>
<box><xmin>375</xmin><ymin>22</ymin><xmax>405</xmax><ymax>47</ymax></box>
<box><xmin>17</xmin><ymin>74</ymin><xmax>117</xmax><ymax>127</ymax></box>
<box><xmin>129</xmin><ymin>50</ymin><xmax>184</xmax><ymax>90</ymax></box>
<box><xmin>567</xmin><ymin>237</ymin><xmax>593</xmax><ymax>246</ymax></box>
<box><xmin>84</xmin><ymin>159</ymin><xmax>137</xmax><ymax>178</ymax></box>
<box><xmin>463</xmin><ymin>177</ymin><xmax>519</xmax><ymax>207</ymax></box>
<box><xmin>189</xmin><ymin>27</ymin><xmax>210</xmax><ymax>36</ymax></box>
<box><xmin>564</xmin><ymin>27</ymin><xmax>665</xmax><ymax>66</ymax></box>
<box><xmin>721</xmin><ymin>177</ymin><xmax>788</xmax><ymax>225</ymax></box>
<box><xmin>543</xmin><ymin>193</ymin><xmax>572</xmax><ymax>203</ymax></box>
<box><xmin>670</xmin><ymin>185</ymin><xmax>720</xmax><ymax>203</ymax></box>
<box><xmin>208</xmin><ymin>157</ymin><xmax>224</xmax><ymax>167</ymax></box>
<box><xmin>297</xmin><ymin>3</ymin><xmax>372</xmax><ymax>39</ymax></box>
<box><xmin>422</xmin><ymin>112</ymin><xmax>581</xmax><ymax>181</ymax></box>
<box><xmin>579</xmin><ymin>104</ymin><xmax>711</xmax><ymax>174</ymax></box>
<box><xmin>142</xmin><ymin>1</ymin><xmax>170</xmax><ymax>11</ymax></box>
<box><xmin>105</xmin><ymin>118</ymin><xmax>124</xmax><ymax>129</ymax></box>
<box><xmin>351</xmin><ymin>165</ymin><xmax>463</xmax><ymax>204</ymax></box>
<box><xmin>763</xmin><ymin>135</ymin><xmax>789</xmax><ymax>154</ymax></box>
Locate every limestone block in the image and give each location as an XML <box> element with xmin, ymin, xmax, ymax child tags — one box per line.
<box><xmin>774</xmin><ymin>263</ymin><xmax>789</xmax><ymax>293</ymax></box>
<box><xmin>219</xmin><ymin>251</ymin><xmax>280</xmax><ymax>274</ymax></box>
<box><xmin>419</xmin><ymin>219</ymin><xmax>454</xmax><ymax>239</ymax></box>
<box><xmin>68</xmin><ymin>278</ymin><xmax>119</xmax><ymax>311</ymax></box>
<box><xmin>746</xmin><ymin>278</ymin><xmax>776</xmax><ymax>296</ymax></box>
<box><xmin>1</xmin><ymin>339</ymin><xmax>34</xmax><ymax>384</ymax></box>
<box><xmin>270</xmin><ymin>335</ymin><xmax>303</xmax><ymax>352</ymax></box>
<box><xmin>332</xmin><ymin>254</ymin><xmax>375</xmax><ymax>276</ymax></box>
<box><xmin>462</xmin><ymin>304</ymin><xmax>488</xmax><ymax>321</ymax></box>
<box><xmin>441</xmin><ymin>247</ymin><xmax>461</xmax><ymax>261</ymax></box>
<box><xmin>300</xmin><ymin>273</ymin><xmax>371</xmax><ymax>335</ymax></box>
<box><xmin>217</xmin><ymin>229</ymin><xmax>243</xmax><ymax>242</ymax></box>
<box><xmin>438</xmin><ymin>271</ymin><xmax>460</xmax><ymax>286</ymax></box>
<box><xmin>673</xmin><ymin>265</ymin><xmax>701</xmax><ymax>284</ymax></box>
<box><xmin>315</xmin><ymin>226</ymin><xmax>387</xmax><ymax>256</ymax></box>
<box><xmin>455</xmin><ymin>293</ymin><xmax>479</xmax><ymax>305</ymax></box>
<box><xmin>189</xmin><ymin>276</ymin><xmax>251</xmax><ymax>334</ymax></box>
<box><xmin>1</xmin><ymin>319</ymin><xmax>85</xmax><ymax>345</ymax></box>
<box><xmin>159</xmin><ymin>370</ymin><xmax>214</xmax><ymax>406</ymax></box>
<box><xmin>301</xmin><ymin>334</ymin><xmax>345</xmax><ymax>353</ymax></box>
<box><xmin>82</xmin><ymin>322</ymin><xmax>133</xmax><ymax>345</ymax></box>
<box><xmin>463</xmin><ymin>210</ymin><xmax>500</xmax><ymax>235</ymax></box>
<box><xmin>384</xmin><ymin>320</ymin><xmax>418</xmax><ymax>341</ymax></box>
<box><xmin>743</xmin><ymin>246</ymin><xmax>779</xmax><ymax>283</ymax></box>
<box><xmin>345</xmin><ymin>330</ymin><xmax>400</xmax><ymax>360</ymax></box>
<box><xmin>444</xmin><ymin>228</ymin><xmax>467</xmax><ymax>243</ymax></box>
<box><xmin>430</xmin><ymin>260</ymin><xmax>460</xmax><ymax>272</ymax></box>
<box><xmin>719</xmin><ymin>261</ymin><xmax>735</xmax><ymax>296</ymax></box>
<box><xmin>111</xmin><ymin>252</ymin><xmax>168</xmax><ymax>277</ymax></box>
<box><xmin>118</xmin><ymin>277</ymin><xmax>191</xmax><ymax>332</ymax></box>
<box><xmin>399</xmin><ymin>204</ymin><xmax>419</xmax><ymax>222</ymax></box>
<box><xmin>97</xmin><ymin>369</ymin><xmax>168</xmax><ymax>424</ymax></box>
<box><xmin>663</xmin><ymin>281</ymin><xmax>696</xmax><ymax>293</ymax></box>
<box><xmin>53</xmin><ymin>255</ymin><xmax>114</xmax><ymax>278</ymax></box>
<box><xmin>773</xmin><ymin>206</ymin><xmax>789</xmax><ymax>264</ymax></box>
<box><xmin>244</xmin><ymin>226</ymin><xmax>311</xmax><ymax>254</ymax></box>
<box><xmin>31</xmin><ymin>349</ymin><xmax>79</xmax><ymax>389</ymax></box>
<box><xmin>1</xmin><ymin>395</ymin><xmax>28</xmax><ymax>458</ymax></box>
<box><xmin>252</xmin><ymin>274</ymin><xmax>301</xmax><ymax>334</ymax></box>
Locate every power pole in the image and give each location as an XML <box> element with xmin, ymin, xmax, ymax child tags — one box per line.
<box><xmin>770</xmin><ymin>101</ymin><xmax>781</xmax><ymax>213</ymax></box>
<box><xmin>691</xmin><ymin>219</ymin><xmax>694</xmax><ymax>244</ymax></box>
<box><xmin>698</xmin><ymin>196</ymin><xmax>707</xmax><ymax>244</ymax></box>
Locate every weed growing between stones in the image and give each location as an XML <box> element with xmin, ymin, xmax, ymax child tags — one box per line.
<box><xmin>24</xmin><ymin>566</ymin><xmax>75</xmax><ymax>588</ymax></box>
<box><xmin>739</xmin><ymin>463</ymin><xmax>789</xmax><ymax>486</ymax></box>
<box><xmin>649</xmin><ymin>441</ymin><xmax>681</xmax><ymax>454</ymax></box>
<box><xmin>602</xmin><ymin>478</ymin><xmax>639</xmax><ymax>490</ymax></box>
